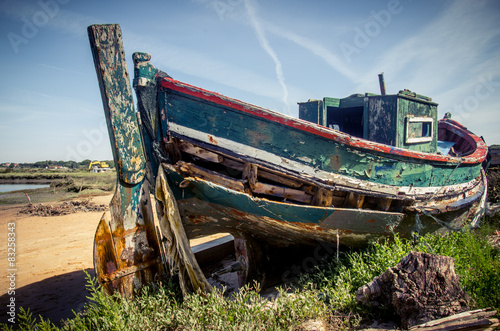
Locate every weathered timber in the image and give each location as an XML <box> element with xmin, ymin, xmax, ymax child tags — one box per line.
<box><xmin>242</xmin><ymin>162</ymin><xmax>258</xmax><ymax>190</ymax></box>
<box><xmin>191</xmin><ymin>235</ymin><xmax>235</xmax><ymax>268</ymax></box>
<box><xmin>178</xmin><ymin>140</ymin><xmax>223</xmax><ymax>163</ymax></box>
<box><xmin>378</xmin><ymin>197</ymin><xmax>392</xmax><ymax>211</ymax></box>
<box><xmin>356</xmin><ymin>251</ymin><xmax>470</xmax><ymax>329</ymax></box>
<box><xmin>343</xmin><ymin>192</ymin><xmax>365</xmax><ymax>208</ymax></box>
<box><xmin>175</xmin><ymin>161</ymin><xmax>246</xmax><ymax>193</ymax></box>
<box><xmin>88</xmin><ymin>24</ymin><xmax>166</xmax><ymax>296</ymax></box>
<box><xmin>409</xmin><ymin>308</ymin><xmax>499</xmax><ymax>331</ymax></box>
<box><xmin>88</xmin><ymin>24</ymin><xmax>146</xmax><ymax>184</ymax></box>
<box><xmin>156</xmin><ymin>165</ymin><xmax>212</xmax><ymax>295</ymax></box>
<box><xmin>253</xmin><ymin>182</ymin><xmax>313</xmax><ymax>204</ymax></box>
<box><xmin>258</xmin><ymin>168</ymin><xmax>304</xmax><ymax>188</ymax></box>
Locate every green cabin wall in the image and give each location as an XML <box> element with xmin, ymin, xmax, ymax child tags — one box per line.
<box><xmin>299</xmin><ymin>92</ymin><xmax>438</xmax><ymax>154</ymax></box>
<box><xmin>396</xmin><ymin>95</ymin><xmax>438</xmax><ymax>153</ymax></box>
<box><xmin>298</xmin><ymin>99</ymin><xmax>325</xmax><ymax>126</ymax></box>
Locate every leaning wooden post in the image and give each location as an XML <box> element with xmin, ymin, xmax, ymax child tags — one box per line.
<box><xmin>88</xmin><ymin>24</ymin><xmax>165</xmax><ymax>296</ymax></box>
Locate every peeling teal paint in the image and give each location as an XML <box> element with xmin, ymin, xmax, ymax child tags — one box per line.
<box><xmin>88</xmin><ymin>24</ymin><xmax>146</xmax><ymax>185</ymax></box>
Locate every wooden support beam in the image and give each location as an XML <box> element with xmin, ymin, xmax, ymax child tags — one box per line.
<box><xmin>409</xmin><ymin>308</ymin><xmax>499</xmax><ymax>331</ymax></box>
<box><xmin>343</xmin><ymin>192</ymin><xmax>365</xmax><ymax>209</ymax></box>
<box><xmin>378</xmin><ymin>197</ymin><xmax>392</xmax><ymax>211</ymax></box>
<box><xmin>243</xmin><ymin>162</ymin><xmax>258</xmax><ymax>190</ymax></box>
<box><xmin>176</xmin><ymin>161</ymin><xmax>246</xmax><ymax>192</ymax></box>
<box><xmin>253</xmin><ymin>182</ymin><xmax>312</xmax><ymax>204</ymax></box>
<box><xmin>88</xmin><ymin>24</ymin><xmax>145</xmax><ymax>185</ymax></box>
<box><xmin>312</xmin><ymin>187</ymin><xmax>334</xmax><ymax>207</ymax></box>
<box><xmin>178</xmin><ymin>141</ymin><xmax>223</xmax><ymax>163</ymax></box>
<box><xmin>354</xmin><ymin>194</ymin><xmax>365</xmax><ymax>208</ymax></box>
<box><xmin>258</xmin><ymin>168</ymin><xmax>304</xmax><ymax>188</ymax></box>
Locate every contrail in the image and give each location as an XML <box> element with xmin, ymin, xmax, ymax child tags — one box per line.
<box><xmin>264</xmin><ymin>23</ymin><xmax>359</xmax><ymax>83</ymax></box>
<box><xmin>244</xmin><ymin>0</ymin><xmax>290</xmax><ymax>114</ymax></box>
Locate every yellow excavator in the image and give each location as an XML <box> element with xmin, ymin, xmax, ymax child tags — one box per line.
<box><xmin>88</xmin><ymin>161</ymin><xmax>110</xmax><ymax>172</ymax></box>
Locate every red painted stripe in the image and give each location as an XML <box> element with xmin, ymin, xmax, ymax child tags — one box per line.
<box><xmin>160</xmin><ymin>77</ymin><xmax>487</xmax><ymax>165</ymax></box>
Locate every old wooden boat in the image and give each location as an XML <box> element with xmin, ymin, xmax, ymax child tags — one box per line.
<box><xmin>88</xmin><ymin>24</ymin><xmax>489</xmax><ymax>295</ymax></box>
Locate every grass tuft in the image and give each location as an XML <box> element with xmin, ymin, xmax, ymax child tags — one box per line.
<box><xmin>1</xmin><ymin>224</ymin><xmax>499</xmax><ymax>330</ymax></box>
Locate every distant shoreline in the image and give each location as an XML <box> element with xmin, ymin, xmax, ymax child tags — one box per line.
<box><xmin>0</xmin><ymin>178</ymin><xmax>54</xmax><ymax>184</ymax></box>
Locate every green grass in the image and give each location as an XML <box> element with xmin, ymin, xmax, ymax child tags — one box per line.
<box><xmin>2</xmin><ymin>223</ymin><xmax>499</xmax><ymax>330</ymax></box>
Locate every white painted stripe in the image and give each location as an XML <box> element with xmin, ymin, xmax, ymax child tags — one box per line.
<box><xmin>168</xmin><ymin>123</ymin><xmax>480</xmax><ymax>198</ymax></box>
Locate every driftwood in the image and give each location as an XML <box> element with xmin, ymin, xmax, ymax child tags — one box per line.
<box><xmin>20</xmin><ymin>199</ymin><xmax>108</xmax><ymax>216</ymax></box>
<box><xmin>409</xmin><ymin>308</ymin><xmax>499</xmax><ymax>331</ymax></box>
<box><xmin>356</xmin><ymin>252</ymin><xmax>470</xmax><ymax>329</ymax></box>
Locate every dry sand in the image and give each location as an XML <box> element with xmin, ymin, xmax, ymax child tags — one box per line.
<box><xmin>0</xmin><ymin>194</ymin><xmax>113</xmax><ymax>325</ymax></box>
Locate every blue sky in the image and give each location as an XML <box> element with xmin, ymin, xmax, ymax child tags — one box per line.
<box><xmin>1</xmin><ymin>0</ymin><xmax>499</xmax><ymax>163</ymax></box>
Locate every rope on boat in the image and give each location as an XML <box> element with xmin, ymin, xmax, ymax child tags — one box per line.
<box><xmin>155</xmin><ymin>165</ymin><xmax>212</xmax><ymax>296</ymax></box>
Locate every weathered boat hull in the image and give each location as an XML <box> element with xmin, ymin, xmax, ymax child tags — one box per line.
<box><xmin>88</xmin><ymin>24</ymin><xmax>488</xmax><ymax>295</ymax></box>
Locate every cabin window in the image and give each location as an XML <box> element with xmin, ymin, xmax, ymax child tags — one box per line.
<box><xmin>405</xmin><ymin>117</ymin><xmax>433</xmax><ymax>144</ymax></box>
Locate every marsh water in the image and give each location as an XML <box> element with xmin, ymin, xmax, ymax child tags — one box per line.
<box><xmin>0</xmin><ymin>184</ymin><xmax>50</xmax><ymax>193</ymax></box>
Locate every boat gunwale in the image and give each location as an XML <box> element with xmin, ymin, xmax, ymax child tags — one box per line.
<box><xmin>159</xmin><ymin>77</ymin><xmax>488</xmax><ymax>165</ymax></box>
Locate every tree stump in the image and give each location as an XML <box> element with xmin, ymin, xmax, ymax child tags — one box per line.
<box><xmin>356</xmin><ymin>251</ymin><xmax>470</xmax><ymax>329</ymax></box>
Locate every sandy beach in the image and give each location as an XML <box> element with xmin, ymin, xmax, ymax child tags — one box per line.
<box><xmin>0</xmin><ymin>194</ymin><xmax>113</xmax><ymax>325</ymax></box>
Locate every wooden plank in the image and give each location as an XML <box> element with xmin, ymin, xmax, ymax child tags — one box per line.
<box><xmin>178</xmin><ymin>141</ymin><xmax>223</xmax><ymax>163</ymax></box>
<box><xmin>176</xmin><ymin>161</ymin><xmax>246</xmax><ymax>192</ymax></box>
<box><xmin>88</xmin><ymin>24</ymin><xmax>165</xmax><ymax>296</ymax></box>
<box><xmin>253</xmin><ymin>182</ymin><xmax>313</xmax><ymax>204</ymax></box>
<box><xmin>409</xmin><ymin>308</ymin><xmax>499</xmax><ymax>331</ymax></box>
<box><xmin>378</xmin><ymin>197</ymin><xmax>392</xmax><ymax>211</ymax></box>
<box><xmin>258</xmin><ymin>168</ymin><xmax>304</xmax><ymax>188</ymax></box>
<box><xmin>343</xmin><ymin>192</ymin><xmax>365</xmax><ymax>209</ymax></box>
<box><xmin>191</xmin><ymin>235</ymin><xmax>235</xmax><ymax>267</ymax></box>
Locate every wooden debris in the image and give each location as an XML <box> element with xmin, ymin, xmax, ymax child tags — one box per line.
<box><xmin>489</xmin><ymin>146</ymin><xmax>500</xmax><ymax>167</ymax></box>
<box><xmin>20</xmin><ymin>199</ymin><xmax>108</xmax><ymax>216</ymax></box>
<box><xmin>356</xmin><ymin>252</ymin><xmax>470</xmax><ymax>329</ymax></box>
<box><xmin>409</xmin><ymin>308</ymin><xmax>499</xmax><ymax>331</ymax></box>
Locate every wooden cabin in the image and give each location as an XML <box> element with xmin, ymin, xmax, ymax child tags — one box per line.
<box><xmin>298</xmin><ymin>90</ymin><xmax>438</xmax><ymax>153</ymax></box>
